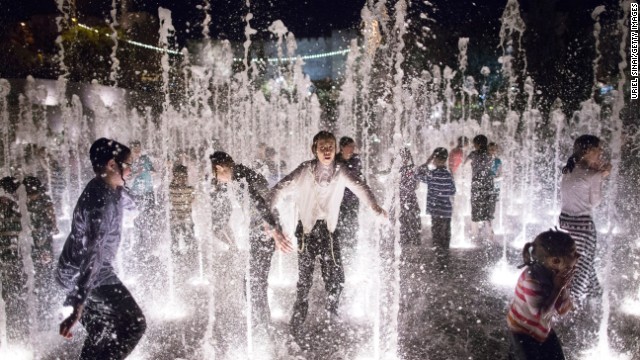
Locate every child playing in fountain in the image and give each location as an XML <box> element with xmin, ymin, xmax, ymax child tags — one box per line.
<box><xmin>507</xmin><ymin>229</ymin><xmax>579</xmax><ymax>360</ymax></box>
<box><xmin>23</xmin><ymin>176</ymin><xmax>59</xmax><ymax>325</ymax></box>
<box><xmin>559</xmin><ymin>135</ymin><xmax>611</xmax><ymax>304</ymax></box>
<box><xmin>268</xmin><ymin>131</ymin><xmax>387</xmax><ymax>342</ymax></box>
<box><xmin>0</xmin><ymin>176</ymin><xmax>28</xmax><ymax>343</ymax></box>
<box><xmin>169</xmin><ymin>164</ymin><xmax>197</xmax><ymax>285</ymax></box>
<box><xmin>465</xmin><ymin>135</ymin><xmax>496</xmax><ymax>242</ymax></box>
<box><xmin>209</xmin><ymin>151</ymin><xmax>292</xmax><ymax>333</ymax></box>
<box><xmin>415</xmin><ymin>148</ymin><xmax>456</xmax><ymax>261</ymax></box>
<box><xmin>56</xmin><ymin>138</ymin><xmax>146</xmax><ymax>359</ymax></box>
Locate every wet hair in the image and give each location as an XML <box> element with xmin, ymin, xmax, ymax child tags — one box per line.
<box><xmin>457</xmin><ymin>136</ymin><xmax>469</xmax><ymax>147</ymax></box>
<box><xmin>432</xmin><ymin>147</ymin><xmax>448</xmax><ymax>162</ymax></box>
<box><xmin>0</xmin><ymin>176</ymin><xmax>20</xmax><ymax>194</ymax></box>
<box><xmin>311</xmin><ymin>131</ymin><xmax>337</xmax><ymax>156</ymax></box>
<box><xmin>209</xmin><ymin>151</ymin><xmax>234</xmax><ymax>168</ymax></box>
<box><xmin>173</xmin><ymin>164</ymin><xmax>188</xmax><ymax>176</ymax></box>
<box><xmin>265</xmin><ymin>147</ymin><xmax>277</xmax><ymax>159</ymax></box>
<box><xmin>399</xmin><ymin>147</ymin><xmax>414</xmax><ymax>168</ymax></box>
<box><xmin>89</xmin><ymin>138</ymin><xmax>131</xmax><ymax>174</ymax></box>
<box><xmin>23</xmin><ymin>176</ymin><xmax>46</xmax><ymax>195</ymax></box>
<box><xmin>473</xmin><ymin>135</ymin><xmax>488</xmax><ymax>153</ymax></box>
<box><xmin>519</xmin><ymin>229</ymin><xmax>575</xmax><ymax>269</ymax></box>
<box><xmin>130</xmin><ymin>140</ymin><xmax>141</xmax><ymax>147</ymax></box>
<box><xmin>562</xmin><ymin>134</ymin><xmax>601</xmax><ymax>174</ymax></box>
<box><xmin>339</xmin><ymin>136</ymin><xmax>355</xmax><ymax>150</ymax></box>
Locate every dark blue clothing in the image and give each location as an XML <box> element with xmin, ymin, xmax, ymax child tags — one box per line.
<box><xmin>56</xmin><ymin>178</ymin><xmax>136</xmax><ymax>307</ymax></box>
<box><xmin>415</xmin><ymin>165</ymin><xmax>456</xmax><ymax>218</ymax></box>
<box><xmin>337</xmin><ymin>153</ymin><xmax>363</xmax><ymax>205</ymax></box>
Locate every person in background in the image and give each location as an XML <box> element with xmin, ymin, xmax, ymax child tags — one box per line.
<box><xmin>395</xmin><ymin>148</ymin><xmax>422</xmax><ymax>246</ymax></box>
<box><xmin>169</xmin><ymin>164</ymin><xmax>197</xmax><ymax>284</ymax></box>
<box><xmin>335</xmin><ymin>136</ymin><xmax>363</xmax><ymax>261</ymax></box>
<box><xmin>465</xmin><ymin>135</ymin><xmax>495</xmax><ymax>242</ymax></box>
<box><xmin>0</xmin><ymin>176</ymin><xmax>28</xmax><ymax>343</ymax></box>
<box><xmin>415</xmin><ymin>148</ymin><xmax>456</xmax><ymax>263</ymax></box>
<box><xmin>129</xmin><ymin>140</ymin><xmax>157</xmax><ymax>276</ymax></box>
<box><xmin>449</xmin><ymin>136</ymin><xmax>469</xmax><ymax>177</ymax></box>
<box><xmin>23</xmin><ymin>175</ymin><xmax>59</xmax><ymax>325</ymax></box>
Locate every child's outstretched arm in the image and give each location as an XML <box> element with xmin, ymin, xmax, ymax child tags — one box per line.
<box><xmin>343</xmin><ymin>169</ymin><xmax>387</xmax><ymax>218</ymax></box>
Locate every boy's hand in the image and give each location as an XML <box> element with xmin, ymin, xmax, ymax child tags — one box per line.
<box><xmin>271</xmin><ymin>229</ymin><xmax>294</xmax><ymax>253</ymax></box>
<box><xmin>598</xmin><ymin>163</ymin><xmax>612</xmax><ymax>177</ymax></box>
<box><xmin>60</xmin><ymin>303</ymin><xmax>84</xmax><ymax>339</ymax></box>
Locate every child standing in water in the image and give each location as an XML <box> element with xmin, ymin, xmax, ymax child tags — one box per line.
<box><xmin>57</xmin><ymin>138</ymin><xmax>146</xmax><ymax>359</ymax></box>
<box><xmin>559</xmin><ymin>134</ymin><xmax>611</xmax><ymax>303</ymax></box>
<box><xmin>507</xmin><ymin>229</ymin><xmax>579</xmax><ymax>360</ymax></box>
<box><xmin>268</xmin><ymin>131</ymin><xmax>386</xmax><ymax>342</ymax></box>
<box><xmin>465</xmin><ymin>135</ymin><xmax>495</xmax><ymax>242</ymax></box>
<box><xmin>415</xmin><ymin>148</ymin><xmax>456</xmax><ymax>260</ymax></box>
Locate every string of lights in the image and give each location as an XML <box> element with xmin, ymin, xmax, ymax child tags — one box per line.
<box><xmin>76</xmin><ymin>22</ymin><xmax>352</xmax><ymax>63</ymax></box>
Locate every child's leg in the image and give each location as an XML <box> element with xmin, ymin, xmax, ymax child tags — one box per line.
<box><xmin>290</xmin><ymin>228</ymin><xmax>319</xmax><ymax>336</ymax></box>
<box><xmin>319</xmin><ymin>224</ymin><xmax>345</xmax><ymax>316</ymax></box>
<box><xmin>249</xmin><ymin>232</ymin><xmax>276</xmax><ymax>327</ymax></box>
<box><xmin>80</xmin><ymin>284</ymin><xmax>146</xmax><ymax>360</ymax></box>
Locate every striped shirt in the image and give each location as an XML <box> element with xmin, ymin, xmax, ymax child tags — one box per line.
<box><xmin>415</xmin><ymin>165</ymin><xmax>456</xmax><ymax>218</ymax></box>
<box><xmin>507</xmin><ymin>266</ymin><xmax>572</xmax><ymax>342</ymax></box>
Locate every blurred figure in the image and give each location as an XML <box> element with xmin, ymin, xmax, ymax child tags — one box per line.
<box><xmin>449</xmin><ymin>136</ymin><xmax>469</xmax><ymax>177</ymax></box>
<box><xmin>335</xmin><ymin>136</ymin><xmax>363</xmax><ymax>260</ymax></box>
<box><xmin>169</xmin><ymin>164</ymin><xmax>197</xmax><ymax>285</ymax></box>
<box><xmin>0</xmin><ymin>176</ymin><xmax>28</xmax><ymax>343</ymax></box>
<box><xmin>23</xmin><ymin>175</ymin><xmax>59</xmax><ymax>325</ymax></box>
<box><xmin>394</xmin><ymin>148</ymin><xmax>422</xmax><ymax>246</ymax></box>
<box><xmin>464</xmin><ymin>135</ymin><xmax>495</xmax><ymax>242</ymax></box>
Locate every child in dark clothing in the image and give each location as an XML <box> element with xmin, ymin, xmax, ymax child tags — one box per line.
<box><xmin>209</xmin><ymin>151</ymin><xmax>292</xmax><ymax>333</ymax></box>
<box><xmin>507</xmin><ymin>229</ymin><xmax>578</xmax><ymax>360</ymax></box>
<box><xmin>57</xmin><ymin>138</ymin><xmax>146</xmax><ymax>360</ymax></box>
<box><xmin>465</xmin><ymin>135</ymin><xmax>496</xmax><ymax>242</ymax></box>
<box><xmin>0</xmin><ymin>176</ymin><xmax>28</xmax><ymax>343</ymax></box>
<box><xmin>23</xmin><ymin>175</ymin><xmax>59</xmax><ymax>325</ymax></box>
<box><xmin>394</xmin><ymin>148</ymin><xmax>422</xmax><ymax>246</ymax></box>
<box><xmin>415</xmin><ymin>148</ymin><xmax>456</xmax><ymax>261</ymax></box>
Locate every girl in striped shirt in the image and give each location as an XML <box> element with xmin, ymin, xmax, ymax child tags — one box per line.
<box><xmin>507</xmin><ymin>229</ymin><xmax>579</xmax><ymax>360</ymax></box>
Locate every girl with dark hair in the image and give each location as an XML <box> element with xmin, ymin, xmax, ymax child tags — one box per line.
<box><xmin>507</xmin><ymin>229</ymin><xmax>579</xmax><ymax>360</ymax></box>
<box><xmin>57</xmin><ymin>138</ymin><xmax>146</xmax><ymax>359</ymax></box>
<box><xmin>559</xmin><ymin>134</ymin><xmax>611</xmax><ymax>303</ymax></box>
<box><xmin>465</xmin><ymin>134</ymin><xmax>496</xmax><ymax>242</ymax></box>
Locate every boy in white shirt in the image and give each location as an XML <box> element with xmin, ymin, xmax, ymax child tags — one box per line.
<box><xmin>269</xmin><ymin>131</ymin><xmax>386</xmax><ymax>341</ymax></box>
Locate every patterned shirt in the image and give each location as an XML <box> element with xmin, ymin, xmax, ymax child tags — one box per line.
<box><xmin>415</xmin><ymin>165</ymin><xmax>456</xmax><ymax>218</ymax></box>
<box><xmin>507</xmin><ymin>265</ymin><xmax>572</xmax><ymax>342</ymax></box>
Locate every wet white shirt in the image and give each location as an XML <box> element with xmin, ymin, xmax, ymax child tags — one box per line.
<box><xmin>560</xmin><ymin>166</ymin><xmax>603</xmax><ymax>216</ymax></box>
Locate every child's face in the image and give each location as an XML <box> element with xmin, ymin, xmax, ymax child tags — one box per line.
<box><xmin>547</xmin><ymin>245</ymin><xmax>580</xmax><ymax>274</ymax></box>
<box><xmin>316</xmin><ymin>139</ymin><xmax>336</xmax><ymax>166</ymax></box>
<box><xmin>583</xmin><ymin>145</ymin><xmax>603</xmax><ymax>166</ymax></box>
<box><xmin>433</xmin><ymin>158</ymin><xmax>446</xmax><ymax>167</ymax></box>
<box><xmin>341</xmin><ymin>143</ymin><xmax>356</xmax><ymax>160</ymax></box>
<box><xmin>489</xmin><ymin>146</ymin><xmax>497</xmax><ymax>156</ymax></box>
<box><xmin>173</xmin><ymin>173</ymin><xmax>188</xmax><ymax>185</ymax></box>
<box><xmin>215</xmin><ymin>164</ymin><xmax>233</xmax><ymax>183</ymax></box>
